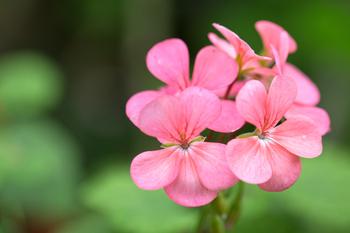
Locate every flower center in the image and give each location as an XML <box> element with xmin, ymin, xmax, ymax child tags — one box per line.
<box><xmin>258</xmin><ymin>133</ymin><xmax>267</xmax><ymax>140</ymax></box>
<box><xmin>179</xmin><ymin>135</ymin><xmax>206</xmax><ymax>150</ymax></box>
<box><xmin>160</xmin><ymin>135</ymin><xmax>206</xmax><ymax>149</ymax></box>
<box><xmin>257</xmin><ymin>130</ymin><xmax>272</xmax><ymax>142</ymax></box>
<box><xmin>180</xmin><ymin>143</ymin><xmax>190</xmax><ymax>149</ymax></box>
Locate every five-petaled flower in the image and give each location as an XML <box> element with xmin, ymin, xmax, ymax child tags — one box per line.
<box><xmin>226</xmin><ymin>76</ymin><xmax>322</xmax><ymax>191</ymax></box>
<box><xmin>130</xmin><ymin>87</ymin><xmax>238</xmax><ymax>207</ymax></box>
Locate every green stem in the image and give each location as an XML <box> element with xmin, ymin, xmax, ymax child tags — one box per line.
<box><xmin>196</xmin><ymin>207</ymin><xmax>209</xmax><ymax>233</ymax></box>
<box><xmin>225</xmin><ymin>182</ymin><xmax>245</xmax><ymax>231</ymax></box>
<box><xmin>196</xmin><ymin>78</ymin><xmax>245</xmax><ymax>233</ymax></box>
<box><xmin>213</xmin><ymin>192</ymin><xmax>228</xmax><ymax>215</ymax></box>
<box><xmin>211</xmin><ymin>215</ymin><xmax>226</xmax><ymax>233</ymax></box>
<box><xmin>196</xmin><ymin>183</ymin><xmax>245</xmax><ymax>233</ymax></box>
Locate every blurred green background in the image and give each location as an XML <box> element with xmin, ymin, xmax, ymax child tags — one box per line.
<box><xmin>0</xmin><ymin>0</ymin><xmax>349</xmax><ymax>232</ymax></box>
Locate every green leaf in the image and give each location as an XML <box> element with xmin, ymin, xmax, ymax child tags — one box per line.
<box><xmin>81</xmin><ymin>166</ymin><xmax>197</xmax><ymax>233</ymax></box>
<box><xmin>0</xmin><ymin>120</ymin><xmax>81</xmax><ymax>219</ymax></box>
<box><xmin>0</xmin><ymin>52</ymin><xmax>63</xmax><ymax>117</ymax></box>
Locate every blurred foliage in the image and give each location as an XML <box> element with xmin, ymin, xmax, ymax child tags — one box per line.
<box><xmin>0</xmin><ymin>51</ymin><xmax>81</xmax><ymax>232</ymax></box>
<box><xmin>0</xmin><ymin>120</ymin><xmax>80</xmax><ymax>218</ymax></box>
<box><xmin>0</xmin><ymin>52</ymin><xmax>63</xmax><ymax>118</ymax></box>
<box><xmin>54</xmin><ymin>215</ymin><xmax>113</xmax><ymax>233</ymax></box>
<box><xmin>81</xmin><ymin>165</ymin><xmax>196</xmax><ymax>233</ymax></box>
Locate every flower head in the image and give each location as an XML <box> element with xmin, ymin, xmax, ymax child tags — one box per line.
<box><xmin>131</xmin><ymin>87</ymin><xmax>238</xmax><ymax>207</ymax></box>
<box><xmin>255</xmin><ymin>20</ymin><xmax>297</xmax><ymax>57</ymax></box>
<box><xmin>267</xmin><ymin>29</ymin><xmax>330</xmax><ymax>135</ymax></box>
<box><xmin>256</xmin><ymin>20</ymin><xmax>322</xmax><ymax>105</ymax></box>
<box><xmin>226</xmin><ymin>77</ymin><xmax>323</xmax><ymax>191</ymax></box>
<box><xmin>208</xmin><ymin>23</ymin><xmax>271</xmax><ymax>74</ymax></box>
<box><xmin>126</xmin><ymin>38</ymin><xmax>245</xmax><ymax>133</ymax></box>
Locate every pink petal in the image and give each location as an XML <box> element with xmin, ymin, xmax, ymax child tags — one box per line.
<box><xmin>212</xmin><ymin>23</ymin><xmax>242</xmax><ymax>55</ymax></box>
<box><xmin>265</xmin><ymin>76</ymin><xmax>297</xmax><ymax>130</ymax></box>
<box><xmin>138</xmin><ymin>94</ymin><xmax>185</xmax><ymax>143</ymax></box>
<box><xmin>271</xmin><ymin>32</ymin><xmax>289</xmax><ymax>75</ymax></box>
<box><xmin>259</xmin><ymin>142</ymin><xmax>301</xmax><ymax>192</ymax></box>
<box><xmin>191</xmin><ymin>46</ymin><xmax>239</xmax><ymax>91</ymax></box>
<box><xmin>130</xmin><ymin>147</ymin><xmax>181</xmax><ymax>190</ymax></box>
<box><xmin>146</xmin><ymin>38</ymin><xmax>190</xmax><ymax>90</ymax></box>
<box><xmin>270</xmin><ymin>117</ymin><xmax>323</xmax><ymax>158</ymax></box>
<box><xmin>212</xmin><ymin>23</ymin><xmax>269</xmax><ymax>68</ymax></box>
<box><xmin>165</xmin><ymin>154</ymin><xmax>217</xmax><ymax>207</ymax></box>
<box><xmin>179</xmin><ymin>87</ymin><xmax>221</xmax><ymax>139</ymax></box>
<box><xmin>190</xmin><ymin>142</ymin><xmax>238</xmax><ymax>190</ymax></box>
<box><xmin>284</xmin><ymin>63</ymin><xmax>320</xmax><ymax>106</ymax></box>
<box><xmin>252</xmin><ymin>66</ymin><xmax>276</xmax><ymax>77</ymax></box>
<box><xmin>236</xmin><ymin>80</ymin><xmax>267</xmax><ymax>130</ymax></box>
<box><xmin>226</xmin><ymin>137</ymin><xmax>272</xmax><ymax>184</ymax></box>
<box><xmin>285</xmin><ymin>104</ymin><xmax>330</xmax><ymax>135</ymax></box>
<box><xmin>208</xmin><ymin>32</ymin><xmax>237</xmax><ymax>58</ymax></box>
<box><xmin>255</xmin><ymin>20</ymin><xmax>297</xmax><ymax>57</ymax></box>
<box><xmin>208</xmin><ymin>100</ymin><xmax>245</xmax><ymax>133</ymax></box>
<box><xmin>126</xmin><ymin>90</ymin><xmax>163</xmax><ymax>127</ymax></box>
<box><xmin>138</xmin><ymin>87</ymin><xmax>221</xmax><ymax>143</ymax></box>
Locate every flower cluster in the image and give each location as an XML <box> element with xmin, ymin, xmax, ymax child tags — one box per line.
<box><xmin>126</xmin><ymin>21</ymin><xmax>330</xmax><ymax>207</ymax></box>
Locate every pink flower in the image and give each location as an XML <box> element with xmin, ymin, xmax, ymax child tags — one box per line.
<box><xmin>208</xmin><ymin>23</ymin><xmax>273</xmax><ymax>100</ymax></box>
<box><xmin>131</xmin><ymin>87</ymin><xmax>238</xmax><ymax>207</ymax></box>
<box><xmin>126</xmin><ymin>38</ymin><xmax>245</xmax><ymax>133</ymax></box>
<box><xmin>208</xmin><ymin>23</ymin><xmax>271</xmax><ymax>74</ymax></box>
<box><xmin>256</xmin><ymin>20</ymin><xmax>322</xmax><ymax>105</ymax></box>
<box><xmin>226</xmin><ymin>77</ymin><xmax>323</xmax><ymax>191</ymax></box>
<box><xmin>255</xmin><ymin>20</ymin><xmax>297</xmax><ymax>57</ymax></box>
<box><xmin>268</xmin><ymin>31</ymin><xmax>331</xmax><ymax>135</ymax></box>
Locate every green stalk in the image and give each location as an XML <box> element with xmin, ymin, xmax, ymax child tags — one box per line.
<box><xmin>196</xmin><ymin>79</ymin><xmax>246</xmax><ymax>233</ymax></box>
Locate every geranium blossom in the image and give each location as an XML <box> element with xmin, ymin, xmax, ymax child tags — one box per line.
<box><xmin>208</xmin><ymin>23</ymin><xmax>273</xmax><ymax>99</ymax></box>
<box><xmin>226</xmin><ymin>77</ymin><xmax>323</xmax><ymax>191</ymax></box>
<box><xmin>131</xmin><ymin>87</ymin><xmax>238</xmax><ymax>207</ymax></box>
<box><xmin>126</xmin><ymin>20</ymin><xmax>330</xmax><ymax>209</ymax></box>
<box><xmin>126</xmin><ymin>38</ymin><xmax>245</xmax><ymax>133</ymax></box>
<box><xmin>255</xmin><ymin>20</ymin><xmax>297</xmax><ymax>57</ymax></box>
<box><xmin>267</xmin><ymin>29</ymin><xmax>330</xmax><ymax>135</ymax></box>
<box><xmin>208</xmin><ymin>23</ymin><xmax>271</xmax><ymax>74</ymax></box>
<box><xmin>256</xmin><ymin>20</ymin><xmax>320</xmax><ymax>106</ymax></box>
